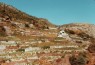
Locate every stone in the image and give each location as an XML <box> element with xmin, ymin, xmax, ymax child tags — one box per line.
<box><xmin>29</xmin><ymin>24</ymin><xmax>34</xmax><ymax>28</ymax></box>
<box><xmin>3</xmin><ymin>26</ymin><xmax>13</xmax><ymax>36</ymax></box>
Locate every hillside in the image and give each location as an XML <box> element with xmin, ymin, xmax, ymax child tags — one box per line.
<box><xmin>0</xmin><ymin>2</ymin><xmax>55</xmax><ymax>29</ymax></box>
<box><xmin>60</xmin><ymin>23</ymin><xmax>95</xmax><ymax>53</ymax></box>
<box><xmin>0</xmin><ymin>2</ymin><xmax>95</xmax><ymax>65</ymax></box>
<box><xmin>60</xmin><ymin>23</ymin><xmax>95</xmax><ymax>39</ymax></box>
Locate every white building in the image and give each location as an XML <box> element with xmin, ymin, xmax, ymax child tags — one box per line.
<box><xmin>57</xmin><ymin>30</ymin><xmax>71</xmax><ymax>40</ymax></box>
<box><xmin>57</xmin><ymin>30</ymin><xmax>68</xmax><ymax>37</ymax></box>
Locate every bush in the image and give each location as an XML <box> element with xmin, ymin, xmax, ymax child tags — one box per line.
<box><xmin>88</xmin><ymin>44</ymin><xmax>95</xmax><ymax>53</ymax></box>
<box><xmin>0</xmin><ymin>32</ymin><xmax>6</xmax><ymax>36</ymax></box>
<box><xmin>42</xmin><ymin>46</ymin><xmax>50</xmax><ymax>49</ymax></box>
<box><xmin>69</xmin><ymin>53</ymin><xmax>87</xmax><ymax>65</ymax></box>
<box><xmin>17</xmin><ymin>49</ymin><xmax>25</xmax><ymax>52</ymax></box>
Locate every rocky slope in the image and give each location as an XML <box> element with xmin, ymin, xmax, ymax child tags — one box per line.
<box><xmin>0</xmin><ymin>3</ymin><xmax>55</xmax><ymax>28</ymax></box>
<box><xmin>0</xmin><ymin>2</ymin><xmax>56</xmax><ymax>36</ymax></box>
<box><xmin>60</xmin><ymin>23</ymin><xmax>95</xmax><ymax>53</ymax></box>
<box><xmin>61</xmin><ymin>23</ymin><xmax>95</xmax><ymax>38</ymax></box>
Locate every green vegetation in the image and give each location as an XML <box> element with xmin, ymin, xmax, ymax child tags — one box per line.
<box><xmin>0</xmin><ymin>32</ymin><xmax>6</xmax><ymax>36</ymax></box>
<box><xmin>42</xmin><ymin>46</ymin><xmax>50</xmax><ymax>49</ymax></box>
<box><xmin>17</xmin><ymin>49</ymin><xmax>25</xmax><ymax>52</ymax></box>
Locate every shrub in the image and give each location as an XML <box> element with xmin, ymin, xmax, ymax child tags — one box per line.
<box><xmin>42</xmin><ymin>46</ymin><xmax>50</xmax><ymax>49</ymax></box>
<box><xmin>0</xmin><ymin>32</ymin><xmax>6</xmax><ymax>36</ymax></box>
<box><xmin>17</xmin><ymin>49</ymin><xmax>25</xmax><ymax>52</ymax></box>
<box><xmin>69</xmin><ymin>53</ymin><xmax>87</xmax><ymax>65</ymax></box>
<box><xmin>88</xmin><ymin>44</ymin><xmax>95</xmax><ymax>53</ymax></box>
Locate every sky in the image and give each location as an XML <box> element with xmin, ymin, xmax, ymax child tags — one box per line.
<box><xmin>0</xmin><ymin>0</ymin><xmax>95</xmax><ymax>25</ymax></box>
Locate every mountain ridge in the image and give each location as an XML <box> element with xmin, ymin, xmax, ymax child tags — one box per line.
<box><xmin>0</xmin><ymin>2</ymin><xmax>56</xmax><ymax>29</ymax></box>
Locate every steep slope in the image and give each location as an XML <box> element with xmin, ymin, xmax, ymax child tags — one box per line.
<box><xmin>0</xmin><ymin>2</ymin><xmax>55</xmax><ymax>30</ymax></box>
